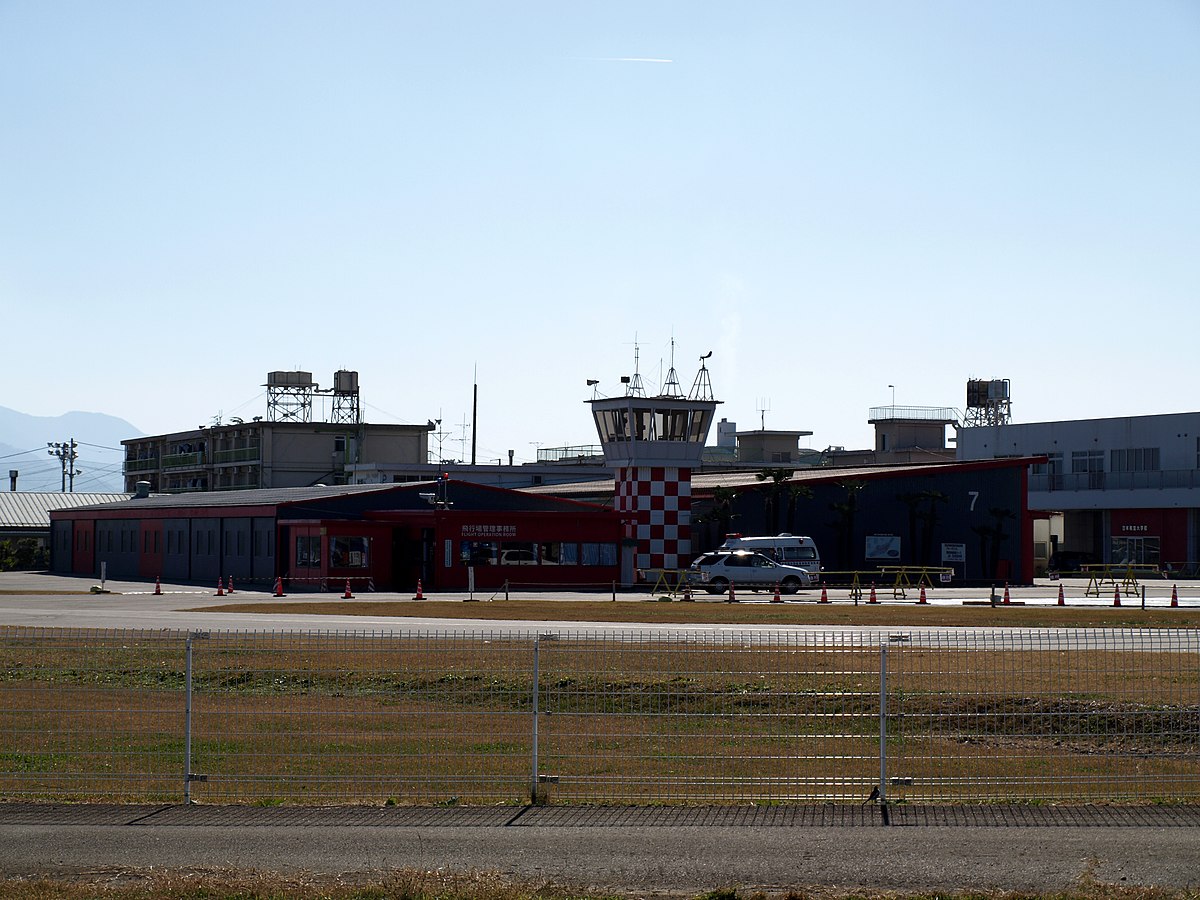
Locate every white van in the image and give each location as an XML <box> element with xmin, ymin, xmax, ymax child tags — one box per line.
<box><xmin>719</xmin><ymin>533</ymin><xmax>820</xmax><ymax>574</ymax></box>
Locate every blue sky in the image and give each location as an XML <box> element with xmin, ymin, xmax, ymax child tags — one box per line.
<box><xmin>2</xmin><ymin>1</ymin><xmax>1197</xmax><ymax>466</ymax></box>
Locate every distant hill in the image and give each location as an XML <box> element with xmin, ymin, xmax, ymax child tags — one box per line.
<box><xmin>0</xmin><ymin>406</ymin><xmax>142</xmax><ymax>493</ymax></box>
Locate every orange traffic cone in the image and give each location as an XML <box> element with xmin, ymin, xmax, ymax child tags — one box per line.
<box><xmin>414</xmin><ymin>579</ymin><xmax>424</xmax><ymax>600</ymax></box>
<box><xmin>343</xmin><ymin>579</ymin><xmax>354</xmax><ymax>599</ymax></box>
<box><xmin>154</xmin><ymin>576</ymin><xmax>162</xmax><ymax>596</ymax></box>
<box><xmin>819</xmin><ymin>585</ymin><xmax>829</xmax><ymax>604</ymax></box>
<box><xmin>273</xmin><ymin>576</ymin><xmax>285</xmax><ymax>597</ymax></box>
<box><xmin>1057</xmin><ymin>583</ymin><xmax>1065</xmax><ymax>606</ymax></box>
<box><xmin>1002</xmin><ymin>583</ymin><xmax>1010</xmax><ymax>605</ymax></box>
<box><xmin>918</xmin><ymin>586</ymin><xmax>927</xmax><ymax>605</ymax></box>
<box><xmin>216</xmin><ymin>577</ymin><xmax>225</xmax><ymax>597</ymax></box>
<box><xmin>727</xmin><ymin>582</ymin><xmax>738</xmax><ymax>603</ymax></box>
<box><xmin>1113</xmin><ymin>585</ymin><xmax>1121</xmax><ymax>607</ymax></box>
<box><xmin>771</xmin><ymin>582</ymin><xmax>782</xmax><ymax>603</ymax></box>
<box><xmin>682</xmin><ymin>581</ymin><xmax>693</xmax><ymax>602</ymax></box>
<box><xmin>868</xmin><ymin>583</ymin><xmax>878</xmax><ymax>604</ymax></box>
<box><xmin>1171</xmin><ymin>584</ymin><xmax>1179</xmax><ymax>608</ymax></box>
<box><xmin>226</xmin><ymin>576</ymin><xmax>234</xmax><ymax>594</ymax></box>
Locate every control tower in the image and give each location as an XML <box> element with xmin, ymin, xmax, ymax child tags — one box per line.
<box><xmin>588</xmin><ymin>352</ymin><xmax>719</xmax><ymax>572</ymax></box>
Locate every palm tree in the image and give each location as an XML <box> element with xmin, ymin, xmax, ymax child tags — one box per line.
<box><xmin>755</xmin><ymin>468</ymin><xmax>795</xmax><ymax>533</ymax></box>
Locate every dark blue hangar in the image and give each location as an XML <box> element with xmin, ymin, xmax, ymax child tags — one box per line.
<box><xmin>533</xmin><ymin>456</ymin><xmax>1043</xmax><ymax>586</ymax></box>
<box><xmin>48</xmin><ymin>480</ymin><xmax>625</xmax><ymax>593</ymax></box>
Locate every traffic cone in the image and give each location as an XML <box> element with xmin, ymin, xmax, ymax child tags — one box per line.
<box><xmin>273</xmin><ymin>576</ymin><xmax>285</xmax><ymax>597</ymax></box>
<box><xmin>226</xmin><ymin>576</ymin><xmax>234</xmax><ymax>594</ymax></box>
<box><xmin>771</xmin><ymin>582</ymin><xmax>782</xmax><ymax>603</ymax></box>
<box><xmin>819</xmin><ymin>585</ymin><xmax>829</xmax><ymax>604</ymax></box>
<box><xmin>1171</xmin><ymin>584</ymin><xmax>1179</xmax><ymax>608</ymax></box>
<box><xmin>918</xmin><ymin>586</ymin><xmax>927</xmax><ymax>605</ymax></box>
<box><xmin>868</xmin><ymin>583</ymin><xmax>878</xmax><ymax>604</ymax></box>
<box><xmin>343</xmin><ymin>579</ymin><xmax>354</xmax><ymax>599</ymax></box>
<box><xmin>1113</xmin><ymin>585</ymin><xmax>1121</xmax><ymax>607</ymax></box>
<box><xmin>216</xmin><ymin>577</ymin><xmax>225</xmax><ymax>597</ymax></box>
<box><xmin>153</xmin><ymin>576</ymin><xmax>162</xmax><ymax>596</ymax></box>
<box><xmin>1057</xmin><ymin>583</ymin><xmax>1065</xmax><ymax>606</ymax></box>
<box><xmin>1002</xmin><ymin>583</ymin><xmax>1010</xmax><ymax>605</ymax></box>
<box><xmin>727</xmin><ymin>582</ymin><xmax>738</xmax><ymax>603</ymax></box>
<box><xmin>414</xmin><ymin>579</ymin><xmax>424</xmax><ymax>600</ymax></box>
<box><xmin>682</xmin><ymin>581</ymin><xmax>693</xmax><ymax>602</ymax></box>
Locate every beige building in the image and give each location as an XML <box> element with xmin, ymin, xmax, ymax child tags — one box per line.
<box><xmin>123</xmin><ymin>421</ymin><xmax>432</xmax><ymax>493</ymax></box>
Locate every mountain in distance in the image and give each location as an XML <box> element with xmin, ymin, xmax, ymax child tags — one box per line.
<box><xmin>0</xmin><ymin>405</ymin><xmax>143</xmax><ymax>494</ymax></box>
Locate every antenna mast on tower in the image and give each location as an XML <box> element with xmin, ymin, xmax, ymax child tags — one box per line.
<box><xmin>660</xmin><ymin>337</ymin><xmax>684</xmax><ymax>398</ymax></box>
<box><xmin>626</xmin><ymin>340</ymin><xmax>646</xmax><ymax>397</ymax></box>
<box><xmin>689</xmin><ymin>351</ymin><xmax>714</xmax><ymax>401</ymax></box>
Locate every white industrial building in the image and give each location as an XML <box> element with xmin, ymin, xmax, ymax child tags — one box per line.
<box><xmin>957</xmin><ymin>411</ymin><xmax>1200</xmax><ymax>573</ymax></box>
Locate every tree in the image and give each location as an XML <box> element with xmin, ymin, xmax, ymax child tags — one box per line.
<box><xmin>827</xmin><ymin>481</ymin><xmax>866</xmax><ymax>570</ymax></box>
<box><xmin>755</xmin><ymin>468</ymin><xmax>795</xmax><ymax>533</ymax></box>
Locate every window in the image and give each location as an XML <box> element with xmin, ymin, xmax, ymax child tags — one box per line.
<box><xmin>1071</xmin><ymin>450</ymin><xmax>1105</xmax><ymax>489</ymax></box>
<box><xmin>581</xmin><ymin>542</ymin><xmax>618</xmax><ymax>566</ymax></box>
<box><xmin>296</xmin><ymin>536</ymin><xmax>320</xmax><ymax>567</ymax></box>
<box><xmin>460</xmin><ymin>540</ymin><xmax>497</xmax><ymax>566</ymax></box>
<box><xmin>1111</xmin><ymin>448</ymin><xmax>1160</xmax><ymax>472</ymax></box>
<box><xmin>1032</xmin><ymin>452</ymin><xmax>1064</xmax><ymax>490</ymax></box>
<box><xmin>539</xmin><ymin>542</ymin><xmax>574</xmax><ymax>565</ymax></box>
<box><xmin>1111</xmin><ymin>536</ymin><xmax>1160</xmax><ymax>566</ymax></box>
<box><xmin>330</xmin><ymin>536</ymin><xmax>369</xmax><ymax>568</ymax></box>
<box><xmin>499</xmin><ymin>542</ymin><xmax>537</xmax><ymax>565</ymax></box>
<box><xmin>334</xmin><ymin>436</ymin><xmax>346</xmax><ymax>452</ymax></box>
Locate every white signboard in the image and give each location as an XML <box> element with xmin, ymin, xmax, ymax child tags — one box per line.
<box><xmin>865</xmin><ymin>535</ymin><xmax>900</xmax><ymax>560</ymax></box>
<box><xmin>941</xmin><ymin>543</ymin><xmax>967</xmax><ymax>563</ymax></box>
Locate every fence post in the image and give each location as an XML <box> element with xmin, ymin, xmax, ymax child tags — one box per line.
<box><xmin>184</xmin><ymin>633</ymin><xmax>193</xmax><ymax>804</ymax></box>
<box><xmin>530</xmin><ymin>635</ymin><xmax>540</xmax><ymax>804</ymax></box>
<box><xmin>878</xmin><ymin>644</ymin><xmax>888</xmax><ymax>806</ymax></box>
<box><xmin>184</xmin><ymin>631</ymin><xmax>209</xmax><ymax>804</ymax></box>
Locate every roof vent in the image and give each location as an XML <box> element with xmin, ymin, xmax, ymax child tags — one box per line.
<box><xmin>134</xmin><ymin>481</ymin><xmax>151</xmax><ymax>499</ymax></box>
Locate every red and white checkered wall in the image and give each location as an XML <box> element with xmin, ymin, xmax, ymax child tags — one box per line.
<box><xmin>614</xmin><ymin>466</ymin><xmax>692</xmax><ymax>571</ymax></box>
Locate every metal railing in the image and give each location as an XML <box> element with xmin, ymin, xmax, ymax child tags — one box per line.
<box><xmin>160</xmin><ymin>452</ymin><xmax>205</xmax><ymax>470</ymax></box>
<box><xmin>0</xmin><ymin>628</ymin><xmax>1196</xmax><ymax>806</ymax></box>
<box><xmin>1030</xmin><ymin>469</ymin><xmax>1200</xmax><ymax>492</ymax></box>
<box><xmin>213</xmin><ymin>447</ymin><xmax>261</xmax><ymax>464</ymax></box>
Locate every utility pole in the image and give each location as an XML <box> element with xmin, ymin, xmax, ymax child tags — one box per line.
<box><xmin>47</xmin><ymin>439</ymin><xmax>81</xmax><ymax>492</ymax></box>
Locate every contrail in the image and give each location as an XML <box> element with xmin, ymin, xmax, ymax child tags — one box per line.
<box><xmin>584</xmin><ymin>57</ymin><xmax>673</xmax><ymax>63</ymax></box>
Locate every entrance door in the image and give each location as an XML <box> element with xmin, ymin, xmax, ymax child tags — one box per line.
<box><xmin>1111</xmin><ymin>536</ymin><xmax>1160</xmax><ymax>566</ymax></box>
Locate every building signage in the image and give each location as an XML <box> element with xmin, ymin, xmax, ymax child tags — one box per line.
<box><xmin>941</xmin><ymin>543</ymin><xmax>967</xmax><ymax>563</ymax></box>
<box><xmin>1121</xmin><ymin>525</ymin><xmax>1149</xmax><ymax>533</ymax></box>
<box><xmin>865</xmin><ymin>535</ymin><xmax>900</xmax><ymax>560</ymax></box>
<box><xmin>462</xmin><ymin>524</ymin><xmax>518</xmax><ymax>538</ymax></box>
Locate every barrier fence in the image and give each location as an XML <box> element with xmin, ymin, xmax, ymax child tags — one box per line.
<box><xmin>0</xmin><ymin>628</ymin><xmax>1197</xmax><ymax>806</ymax></box>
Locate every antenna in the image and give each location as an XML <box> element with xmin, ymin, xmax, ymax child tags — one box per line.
<box><xmin>626</xmin><ymin>337</ymin><xmax>646</xmax><ymax>397</ymax></box>
<box><xmin>757</xmin><ymin>397</ymin><xmax>771</xmax><ymax>430</ymax></box>
<box><xmin>688</xmin><ymin>351</ymin><xmax>714</xmax><ymax>401</ymax></box>
<box><xmin>660</xmin><ymin>336</ymin><xmax>684</xmax><ymax>398</ymax></box>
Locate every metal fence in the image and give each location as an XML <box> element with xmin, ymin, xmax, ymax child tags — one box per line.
<box><xmin>1</xmin><ymin>628</ymin><xmax>1196</xmax><ymax>805</ymax></box>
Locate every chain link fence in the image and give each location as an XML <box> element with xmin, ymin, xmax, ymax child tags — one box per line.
<box><xmin>1</xmin><ymin>627</ymin><xmax>1196</xmax><ymax>805</ymax></box>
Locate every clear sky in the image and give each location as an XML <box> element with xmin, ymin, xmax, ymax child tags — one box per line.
<box><xmin>3</xmin><ymin>1</ymin><xmax>1197</xmax><ymax>466</ymax></box>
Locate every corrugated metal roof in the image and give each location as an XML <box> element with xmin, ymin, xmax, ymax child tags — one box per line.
<box><xmin>0</xmin><ymin>492</ymin><xmax>131</xmax><ymax>529</ymax></box>
<box><xmin>526</xmin><ymin>458</ymin><xmax>1040</xmax><ymax>498</ymax></box>
<box><xmin>58</xmin><ymin>482</ymin><xmax>423</xmax><ymax>513</ymax></box>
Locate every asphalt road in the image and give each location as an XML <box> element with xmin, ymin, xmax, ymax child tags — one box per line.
<box><xmin>1</xmin><ymin>805</ymin><xmax>1199</xmax><ymax>894</ymax></box>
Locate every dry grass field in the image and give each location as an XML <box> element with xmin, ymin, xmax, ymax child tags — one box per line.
<box><xmin>1</xmin><ymin>626</ymin><xmax>1196</xmax><ymax>806</ymax></box>
<box><xmin>190</xmin><ymin>598</ymin><xmax>1200</xmax><ymax>629</ymax></box>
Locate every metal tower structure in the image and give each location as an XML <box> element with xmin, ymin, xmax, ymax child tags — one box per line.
<box><xmin>963</xmin><ymin>378</ymin><xmax>1012</xmax><ymax>427</ymax></box>
<box><xmin>265</xmin><ymin>371</ymin><xmax>315</xmax><ymax>423</ymax></box>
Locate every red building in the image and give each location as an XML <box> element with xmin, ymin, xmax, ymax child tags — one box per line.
<box><xmin>50</xmin><ymin>480</ymin><xmax>624</xmax><ymax>592</ymax></box>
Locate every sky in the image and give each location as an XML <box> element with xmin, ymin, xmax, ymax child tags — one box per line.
<box><xmin>2</xmin><ymin>1</ymin><xmax>1198</xmax><ymax>468</ymax></box>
